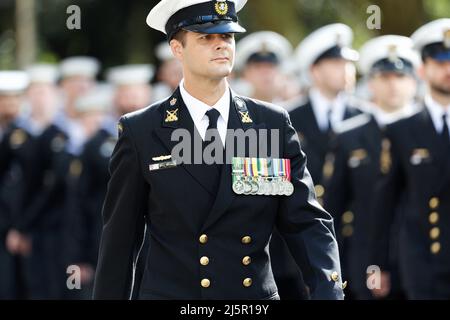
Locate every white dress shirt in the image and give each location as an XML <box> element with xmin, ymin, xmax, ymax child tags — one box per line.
<box><xmin>372</xmin><ymin>102</ymin><xmax>418</xmax><ymax>127</ymax></box>
<box><xmin>179</xmin><ymin>79</ymin><xmax>230</xmax><ymax>145</ymax></box>
<box><xmin>309</xmin><ymin>88</ymin><xmax>348</xmax><ymax>132</ymax></box>
<box><xmin>425</xmin><ymin>94</ymin><xmax>450</xmax><ymax>137</ymax></box>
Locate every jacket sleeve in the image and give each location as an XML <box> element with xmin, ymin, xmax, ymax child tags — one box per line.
<box><xmin>93</xmin><ymin>117</ymin><xmax>148</xmax><ymax>299</ymax></box>
<box><xmin>277</xmin><ymin>110</ymin><xmax>344</xmax><ymax>300</ymax></box>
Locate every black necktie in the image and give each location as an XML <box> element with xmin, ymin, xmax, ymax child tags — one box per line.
<box><xmin>442</xmin><ymin>113</ymin><xmax>450</xmax><ymax>152</ymax></box>
<box><xmin>203</xmin><ymin>109</ymin><xmax>223</xmax><ymax>193</ymax></box>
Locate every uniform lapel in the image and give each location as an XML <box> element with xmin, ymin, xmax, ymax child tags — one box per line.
<box><xmin>305</xmin><ymin>100</ymin><xmax>330</xmax><ymax>154</ymax></box>
<box><xmin>153</xmin><ymin>88</ymin><xmax>218</xmax><ymax>196</ymax></box>
<box><xmin>201</xmin><ymin>92</ymin><xmax>265</xmax><ymax>231</ymax></box>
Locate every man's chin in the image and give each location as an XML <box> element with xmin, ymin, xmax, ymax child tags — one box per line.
<box><xmin>431</xmin><ymin>84</ymin><xmax>450</xmax><ymax>96</ymax></box>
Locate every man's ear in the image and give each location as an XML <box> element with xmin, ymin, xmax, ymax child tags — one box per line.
<box><xmin>416</xmin><ymin>63</ymin><xmax>426</xmax><ymax>81</ymax></box>
<box><xmin>170</xmin><ymin>39</ymin><xmax>183</xmax><ymax>61</ymax></box>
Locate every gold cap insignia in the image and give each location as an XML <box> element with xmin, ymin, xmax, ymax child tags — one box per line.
<box><xmin>444</xmin><ymin>29</ymin><xmax>450</xmax><ymax>49</ymax></box>
<box><xmin>165</xmin><ymin>108</ymin><xmax>179</xmax><ymax>123</ymax></box>
<box><xmin>388</xmin><ymin>44</ymin><xmax>398</xmax><ymax>62</ymax></box>
<box><xmin>215</xmin><ymin>0</ymin><xmax>228</xmax><ymax>16</ymax></box>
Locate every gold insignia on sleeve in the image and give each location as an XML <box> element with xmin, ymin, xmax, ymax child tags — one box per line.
<box><xmin>380</xmin><ymin>138</ymin><xmax>392</xmax><ymax>175</ymax></box>
<box><xmin>117</xmin><ymin>122</ymin><xmax>123</xmax><ymax>135</ymax></box>
<box><xmin>165</xmin><ymin>108</ymin><xmax>179</xmax><ymax>123</ymax></box>
<box><xmin>215</xmin><ymin>0</ymin><xmax>228</xmax><ymax>15</ymax></box>
<box><xmin>239</xmin><ymin>111</ymin><xmax>253</xmax><ymax>123</ymax></box>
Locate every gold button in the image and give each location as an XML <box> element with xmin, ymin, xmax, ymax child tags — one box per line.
<box><xmin>243</xmin><ymin>278</ymin><xmax>252</xmax><ymax>287</ymax></box>
<box><xmin>429</xmin><ymin>212</ymin><xmax>439</xmax><ymax>224</ymax></box>
<box><xmin>200</xmin><ymin>256</ymin><xmax>209</xmax><ymax>266</ymax></box>
<box><xmin>315</xmin><ymin>185</ymin><xmax>325</xmax><ymax>198</ymax></box>
<box><xmin>242</xmin><ymin>256</ymin><xmax>251</xmax><ymax>266</ymax></box>
<box><xmin>201</xmin><ymin>278</ymin><xmax>210</xmax><ymax>288</ymax></box>
<box><xmin>429</xmin><ymin>197</ymin><xmax>439</xmax><ymax>209</ymax></box>
<box><xmin>342</xmin><ymin>211</ymin><xmax>354</xmax><ymax>224</ymax></box>
<box><xmin>430</xmin><ymin>227</ymin><xmax>440</xmax><ymax>240</ymax></box>
<box><xmin>330</xmin><ymin>271</ymin><xmax>339</xmax><ymax>282</ymax></box>
<box><xmin>431</xmin><ymin>242</ymin><xmax>441</xmax><ymax>254</ymax></box>
<box><xmin>241</xmin><ymin>236</ymin><xmax>252</xmax><ymax>244</ymax></box>
<box><xmin>341</xmin><ymin>225</ymin><xmax>354</xmax><ymax>238</ymax></box>
<box><xmin>199</xmin><ymin>234</ymin><xmax>208</xmax><ymax>244</ymax></box>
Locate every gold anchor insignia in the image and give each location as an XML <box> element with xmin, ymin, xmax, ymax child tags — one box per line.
<box><xmin>215</xmin><ymin>0</ymin><xmax>228</xmax><ymax>15</ymax></box>
<box><xmin>444</xmin><ymin>29</ymin><xmax>450</xmax><ymax>49</ymax></box>
<box><xmin>117</xmin><ymin>122</ymin><xmax>123</xmax><ymax>135</ymax></box>
<box><xmin>152</xmin><ymin>155</ymin><xmax>172</xmax><ymax>162</ymax></box>
<box><xmin>165</xmin><ymin>108</ymin><xmax>179</xmax><ymax>122</ymax></box>
<box><xmin>170</xmin><ymin>97</ymin><xmax>177</xmax><ymax>106</ymax></box>
<box><xmin>239</xmin><ymin>111</ymin><xmax>253</xmax><ymax>123</ymax></box>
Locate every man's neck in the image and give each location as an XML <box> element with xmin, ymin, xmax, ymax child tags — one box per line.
<box><xmin>430</xmin><ymin>88</ymin><xmax>450</xmax><ymax>110</ymax></box>
<box><xmin>314</xmin><ymin>86</ymin><xmax>339</xmax><ymax>101</ymax></box>
<box><xmin>183</xmin><ymin>74</ymin><xmax>228</xmax><ymax>107</ymax></box>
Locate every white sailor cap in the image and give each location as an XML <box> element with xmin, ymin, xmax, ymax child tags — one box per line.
<box><xmin>0</xmin><ymin>71</ymin><xmax>30</xmax><ymax>95</ymax></box>
<box><xmin>60</xmin><ymin>56</ymin><xmax>100</xmax><ymax>79</ymax></box>
<box><xmin>146</xmin><ymin>0</ymin><xmax>247</xmax><ymax>40</ymax></box>
<box><xmin>155</xmin><ymin>42</ymin><xmax>174</xmax><ymax>62</ymax></box>
<box><xmin>75</xmin><ymin>86</ymin><xmax>112</xmax><ymax>114</ymax></box>
<box><xmin>295</xmin><ymin>23</ymin><xmax>359</xmax><ymax>73</ymax></box>
<box><xmin>25</xmin><ymin>64</ymin><xmax>60</xmax><ymax>84</ymax></box>
<box><xmin>358</xmin><ymin>35</ymin><xmax>421</xmax><ymax>76</ymax></box>
<box><xmin>107</xmin><ymin>64</ymin><xmax>155</xmax><ymax>86</ymax></box>
<box><xmin>235</xmin><ymin>31</ymin><xmax>293</xmax><ymax>71</ymax></box>
<box><xmin>411</xmin><ymin>18</ymin><xmax>450</xmax><ymax>62</ymax></box>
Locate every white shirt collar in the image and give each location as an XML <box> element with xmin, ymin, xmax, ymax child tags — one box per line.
<box><xmin>372</xmin><ymin>103</ymin><xmax>418</xmax><ymax>127</ymax></box>
<box><xmin>179</xmin><ymin>79</ymin><xmax>230</xmax><ymax>145</ymax></box>
<box><xmin>309</xmin><ymin>87</ymin><xmax>347</xmax><ymax>132</ymax></box>
<box><xmin>425</xmin><ymin>94</ymin><xmax>450</xmax><ymax>134</ymax></box>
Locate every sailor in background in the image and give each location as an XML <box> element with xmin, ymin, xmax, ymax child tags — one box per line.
<box><xmin>0</xmin><ymin>71</ymin><xmax>31</xmax><ymax>299</ymax></box>
<box><xmin>369</xmin><ymin>18</ymin><xmax>450</xmax><ymax>299</ymax></box>
<box><xmin>72</xmin><ymin>64</ymin><xmax>153</xmax><ymax>298</ymax></box>
<box><xmin>233</xmin><ymin>31</ymin><xmax>293</xmax><ymax>103</ymax></box>
<box><xmin>288</xmin><ymin>23</ymin><xmax>362</xmax><ymax>206</ymax></box>
<box><xmin>324</xmin><ymin>35</ymin><xmax>420</xmax><ymax>299</ymax></box>
<box><xmin>152</xmin><ymin>42</ymin><xmax>184</xmax><ymax>102</ymax></box>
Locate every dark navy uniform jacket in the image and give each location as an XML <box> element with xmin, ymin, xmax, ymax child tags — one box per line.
<box><xmin>93</xmin><ymin>88</ymin><xmax>344</xmax><ymax>300</ymax></box>
<box><xmin>370</xmin><ymin>106</ymin><xmax>450</xmax><ymax>299</ymax></box>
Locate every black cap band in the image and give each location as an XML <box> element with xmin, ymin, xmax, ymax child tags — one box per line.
<box><xmin>370</xmin><ymin>58</ymin><xmax>415</xmax><ymax>76</ymax></box>
<box><xmin>422</xmin><ymin>42</ymin><xmax>450</xmax><ymax>62</ymax></box>
<box><xmin>246</xmin><ymin>52</ymin><xmax>279</xmax><ymax>66</ymax></box>
<box><xmin>165</xmin><ymin>1</ymin><xmax>238</xmax><ymax>40</ymax></box>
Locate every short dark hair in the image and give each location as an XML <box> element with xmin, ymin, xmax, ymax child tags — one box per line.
<box><xmin>171</xmin><ymin>29</ymin><xmax>188</xmax><ymax>47</ymax></box>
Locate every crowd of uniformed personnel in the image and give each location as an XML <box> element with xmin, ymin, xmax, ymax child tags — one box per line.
<box><xmin>0</xmin><ymin>17</ymin><xmax>449</xmax><ymax>300</ymax></box>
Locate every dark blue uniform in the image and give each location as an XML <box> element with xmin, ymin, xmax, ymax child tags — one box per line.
<box><xmin>93</xmin><ymin>88</ymin><xmax>344</xmax><ymax>300</ymax></box>
<box><xmin>370</xmin><ymin>106</ymin><xmax>450</xmax><ymax>299</ymax></box>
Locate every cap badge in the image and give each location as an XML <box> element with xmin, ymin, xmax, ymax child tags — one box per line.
<box><xmin>444</xmin><ymin>29</ymin><xmax>450</xmax><ymax>49</ymax></box>
<box><xmin>215</xmin><ymin>0</ymin><xmax>228</xmax><ymax>16</ymax></box>
<box><xmin>388</xmin><ymin>44</ymin><xmax>398</xmax><ymax>62</ymax></box>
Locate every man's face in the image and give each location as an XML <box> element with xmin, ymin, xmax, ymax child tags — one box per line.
<box><xmin>421</xmin><ymin>58</ymin><xmax>450</xmax><ymax>96</ymax></box>
<box><xmin>115</xmin><ymin>84</ymin><xmax>151</xmax><ymax>115</ymax></box>
<box><xmin>61</xmin><ymin>75</ymin><xmax>95</xmax><ymax>101</ymax></box>
<box><xmin>369</xmin><ymin>72</ymin><xmax>417</xmax><ymax>112</ymax></box>
<box><xmin>0</xmin><ymin>94</ymin><xmax>22</xmax><ymax>124</ymax></box>
<box><xmin>311</xmin><ymin>58</ymin><xmax>356</xmax><ymax>94</ymax></box>
<box><xmin>27</xmin><ymin>83</ymin><xmax>59</xmax><ymax>112</ymax></box>
<box><xmin>171</xmin><ymin>31</ymin><xmax>235</xmax><ymax>80</ymax></box>
<box><xmin>158</xmin><ymin>59</ymin><xmax>183</xmax><ymax>89</ymax></box>
<box><xmin>243</xmin><ymin>62</ymin><xmax>280</xmax><ymax>98</ymax></box>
